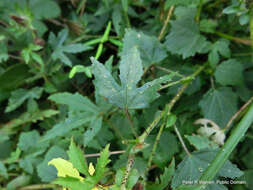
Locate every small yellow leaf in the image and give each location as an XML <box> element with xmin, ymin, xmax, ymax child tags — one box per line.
<box><xmin>48</xmin><ymin>158</ymin><xmax>83</xmax><ymax>180</ymax></box>
<box><xmin>89</xmin><ymin>163</ymin><xmax>95</xmax><ymax>176</ymax></box>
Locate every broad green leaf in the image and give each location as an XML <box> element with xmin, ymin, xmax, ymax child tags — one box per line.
<box><xmin>114</xmin><ymin>167</ymin><xmax>139</xmax><ymax>189</ymax></box>
<box><xmin>185</xmin><ymin>135</ymin><xmax>219</xmax><ymax>150</ymax></box>
<box><xmin>0</xmin><ymin>42</ymin><xmax>8</xmax><ymax>63</ymax></box>
<box><xmin>121</xmin><ymin>0</ymin><xmax>128</xmax><ymax>12</ymax></box>
<box><xmin>68</xmin><ymin>139</ymin><xmax>89</xmax><ymax>177</ymax></box>
<box><xmin>171</xmin><ymin>150</ymin><xmax>243</xmax><ymax>189</ymax></box>
<box><xmin>19</xmin><ymin>156</ymin><xmax>36</xmax><ymax>174</ymax></box>
<box><xmin>245</xmin><ymin>170</ymin><xmax>253</xmax><ymax>188</ymax></box>
<box><xmin>112</xmin><ymin>4</ymin><xmax>123</xmax><ymax>36</ymax></box>
<box><xmin>49</xmin><ymin>29</ymin><xmax>91</xmax><ymax>66</ymax></box>
<box><xmin>208</xmin><ymin>40</ymin><xmax>230</xmax><ymax>67</ymax></box>
<box><xmin>0</xmin><ymin>64</ymin><xmax>31</xmax><ymax>91</ymax></box>
<box><xmin>143</xmin><ymin>131</ymin><xmax>179</xmax><ymax>167</ymax></box>
<box><xmin>165</xmin><ymin>8</ymin><xmax>210</xmax><ymax>59</ymax></box>
<box><xmin>126</xmin><ymin>168</ymin><xmax>139</xmax><ymax>189</ymax></box>
<box><xmin>18</xmin><ymin>130</ymin><xmax>40</xmax><ymax>151</ymax></box>
<box><xmin>199</xmin><ymin>87</ymin><xmax>238</xmax><ymax>128</ymax></box>
<box><xmin>5</xmin><ymin>87</ymin><xmax>43</xmax><ymax>112</ymax></box>
<box><xmin>0</xmin><ymin>161</ymin><xmax>8</xmax><ymax>179</ymax></box>
<box><xmin>165</xmin><ymin>0</ymin><xmax>199</xmax><ymax>8</ymax></box>
<box><xmin>5</xmin><ymin>148</ymin><xmax>21</xmax><ymax>164</ymax></box>
<box><xmin>41</xmin><ymin>112</ymin><xmax>92</xmax><ymax>141</ymax></box>
<box><xmin>200</xmin><ymin>19</ymin><xmax>218</xmax><ymax>34</ymax></box>
<box><xmin>52</xmin><ymin>177</ymin><xmax>94</xmax><ymax>190</ymax></box>
<box><xmin>122</xmin><ymin>29</ymin><xmax>167</xmax><ymax>68</ymax></box>
<box><xmin>214</xmin><ymin>59</ymin><xmax>243</xmax><ymax>86</ymax></box>
<box><xmin>37</xmin><ymin>146</ymin><xmax>68</xmax><ymax>182</ymax></box>
<box><xmin>147</xmin><ymin>158</ymin><xmax>175</xmax><ymax>190</ymax></box>
<box><xmin>6</xmin><ymin>175</ymin><xmax>31</xmax><ymax>190</ymax></box>
<box><xmin>49</xmin><ymin>92</ymin><xmax>99</xmax><ymax>114</ymax></box>
<box><xmin>94</xmin><ymin>144</ymin><xmax>110</xmax><ymax>183</ymax></box>
<box><xmin>115</xmin><ymin>168</ymin><xmax>125</xmax><ymax>186</ymax></box>
<box><xmin>120</xmin><ymin>47</ymin><xmax>143</xmax><ymax>89</ymax></box>
<box><xmin>83</xmin><ymin>116</ymin><xmax>103</xmax><ymax>146</ymax></box>
<box><xmin>166</xmin><ymin>114</ymin><xmax>177</xmax><ymax>128</ymax></box>
<box><xmin>91</xmin><ymin>47</ymin><xmax>174</xmax><ymax>109</ymax></box>
<box><xmin>48</xmin><ymin>158</ymin><xmax>83</xmax><ymax>179</ymax></box>
<box><xmin>30</xmin><ymin>0</ymin><xmax>61</xmax><ymax>19</ymax></box>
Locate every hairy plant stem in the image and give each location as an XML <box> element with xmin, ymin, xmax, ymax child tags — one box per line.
<box><xmin>121</xmin><ymin>152</ymin><xmax>135</xmax><ymax>190</ymax></box>
<box><xmin>223</xmin><ymin>96</ymin><xmax>253</xmax><ymax>132</ymax></box>
<box><xmin>195</xmin><ymin>0</ymin><xmax>203</xmax><ymax>23</ymax></box>
<box><xmin>139</xmin><ymin>65</ymin><xmax>205</xmax><ymax>143</ymax></box>
<box><xmin>215</xmin><ymin>31</ymin><xmax>251</xmax><ymax>46</ymax></box>
<box><xmin>155</xmin><ymin>65</ymin><xmax>185</xmax><ymax>78</ymax></box>
<box><xmin>174</xmin><ymin>124</ymin><xmax>191</xmax><ymax>156</ymax></box>
<box><xmin>250</xmin><ymin>4</ymin><xmax>253</xmax><ymax>50</ymax></box>
<box><xmin>125</xmin><ymin>108</ymin><xmax>138</xmax><ymax>138</ymax></box>
<box><xmin>158</xmin><ymin>6</ymin><xmax>174</xmax><ymax>41</ymax></box>
<box><xmin>85</xmin><ymin>150</ymin><xmax>126</xmax><ymax>158</ymax></box>
<box><xmin>19</xmin><ymin>184</ymin><xmax>60</xmax><ymax>190</ymax></box>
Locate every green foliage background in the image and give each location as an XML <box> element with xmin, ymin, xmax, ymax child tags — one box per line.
<box><xmin>0</xmin><ymin>0</ymin><xmax>253</xmax><ymax>189</ymax></box>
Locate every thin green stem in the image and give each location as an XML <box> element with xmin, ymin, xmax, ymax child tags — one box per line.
<box><xmin>195</xmin><ymin>0</ymin><xmax>203</xmax><ymax>23</ymax></box>
<box><xmin>174</xmin><ymin>124</ymin><xmax>191</xmax><ymax>156</ymax></box>
<box><xmin>146</xmin><ymin>122</ymin><xmax>166</xmax><ymax>173</ymax></box>
<box><xmin>155</xmin><ymin>65</ymin><xmax>185</xmax><ymax>78</ymax></box>
<box><xmin>215</xmin><ymin>31</ymin><xmax>251</xmax><ymax>46</ymax></box>
<box><xmin>250</xmin><ymin>5</ymin><xmax>253</xmax><ymax>50</ymax></box>
<box><xmin>121</xmin><ymin>153</ymin><xmax>135</xmax><ymax>190</ymax></box>
<box><xmin>223</xmin><ymin>96</ymin><xmax>253</xmax><ymax>132</ymax></box>
<box><xmin>158</xmin><ymin>6</ymin><xmax>174</xmax><ymax>41</ymax></box>
<box><xmin>18</xmin><ymin>184</ymin><xmax>59</xmax><ymax>190</ymax></box>
<box><xmin>158</xmin><ymin>76</ymin><xmax>192</xmax><ymax>91</ymax></box>
<box><xmin>125</xmin><ymin>108</ymin><xmax>138</xmax><ymax>138</ymax></box>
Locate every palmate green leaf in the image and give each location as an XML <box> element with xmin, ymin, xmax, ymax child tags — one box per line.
<box><xmin>165</xmin><ymin>8</ymin><xmax>210</xmax><ymax>59</ymax></box>
<box><xmin>214</xmin><ymin>59</ymin><xmax>243</xmax><ymax>86</ymax></box>
<box><xmin>208</xmin><ymin>39</ymin><xmax>230</xmax><ymax>67</ymax></box>
<box><xmin>172</xmin><ymin>149</ymin><xmax>243</xmax><ymax>189</ymax></box>
<box><xmin>122</xmin><ymin>29</ymin><xmax>167</xmax><ymax>68</ymax></box>
<box><xmin>49</xmin><ymin>29</ymin><xmax>91</xmax><ymax>66</ymax></box>
<box><xmin>199</xmin><ymin>87</ymin><xmax>238</xmax><ymax>128</ymax></box>
<box><xmin>94</xmin><ymin>144</ymin><xmax>110</xmax><ymax>183</ymax></box>
<box><xmin>91</xmin><ymin>47</ymin><xmax>174</xmax><ymax>109</ymax></box>
<box><xmin>37</xmin><ymin>146</ymin><xmax>68</xmax><ymax>182</ymax></box>
<box><xmin>52</xmin><ymin>177</ymin><xmax>94</xmax><ymax>190</ymax></box>
<box><xmin>5</xmin><ymin>87</ymin><xmax>43</xmax><ymax>113</ymax></box>
<box><xmin>68</xmin><ymin>139</ymin><xmax>90</xmax><ymax>177</ymax></box>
